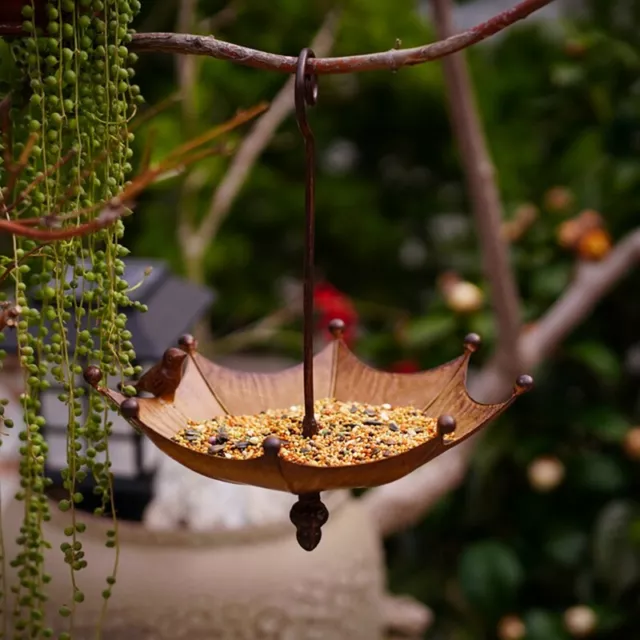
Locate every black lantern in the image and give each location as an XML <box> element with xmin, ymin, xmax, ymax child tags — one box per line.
<box><xmin>3</xmin><ymin>258</ymin><xmax>214</xmax><ymax>519</ymax></box>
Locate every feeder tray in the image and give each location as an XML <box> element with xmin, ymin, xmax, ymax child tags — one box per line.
<box><xmin>83</xmin><ymin>49</ymin><xmax>534</xmax><ymax>551</ymax></box>
<box><xmin>84</xmin><ymin>329</ymin><xmax>532</xmax><ymax>549</ymax></box>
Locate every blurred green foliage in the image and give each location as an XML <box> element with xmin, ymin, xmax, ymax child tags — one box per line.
<box><xmin>126</xmin><ymin>0</ymin><xmax>640</xmax><ymax>637</ymax></box>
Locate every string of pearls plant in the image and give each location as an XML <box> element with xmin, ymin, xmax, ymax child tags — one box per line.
<box><xmin>0</xmin><ymin>1</ymin><xmax>143</xmax><ymax>636</ymax></box>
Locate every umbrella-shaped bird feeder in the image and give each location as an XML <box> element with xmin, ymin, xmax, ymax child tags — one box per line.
<box><xmin>84</xmin><ymin>49</ymin><xmax>533</xmax><ymax>551</ymax></box>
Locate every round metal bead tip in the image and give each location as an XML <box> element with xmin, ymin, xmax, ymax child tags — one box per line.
<box><xmin>463</xmin><ymin>333</ymin><xmax>482</xmax><ymax>353</ymax></box>
<box><xmin>262</xmin><ymin>436</ymin><xmax>282</xmax><ymax>456</ymax></box>
<box><xmin>83</xmin><ymin>365</ymin><xmax>102</xmax><ymax>387</ymax></box>
<box><xmin>178</xmin><ymin>333</ymin><xmax>197</xmax><ymax>353</ymax></box>
<box><xmin>437</xmin><ymin>414</ymin><xmax>457</xmax><ymax>437</ymax></box>
<box><xmin>328</xmin><ymin>318</ymin><xmax>345</xmax><ymax>339</ymax></box>
<box><xmin>120</xmin><ymin>397</ymin><xmax>140</xmax><ymax>420</ymax></box>
<box><xmin>515</xmin><ymin>374</ymin><xmax>534</xmax><ymax>394</ymax></box>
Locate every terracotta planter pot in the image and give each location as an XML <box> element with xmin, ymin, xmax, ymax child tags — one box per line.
<box><xmin>0</xmin><ymin>0</ymin><xmax>47</xmax><ymax>36</ymax></box>
<box><xmin>3</xmin><ymin>493</ymin><xmax>387</xmax><ymax>640</ymax></box>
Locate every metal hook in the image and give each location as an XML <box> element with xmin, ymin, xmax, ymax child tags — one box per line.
<box><xmin>295</xmin><ymin>48</ymin><xmax>319</xmax><ymax>439</ymax></box>
<box><xmin>295</xmin><ymin>48</ymin><xmax>318</xmax><ymax>138</ymax></box>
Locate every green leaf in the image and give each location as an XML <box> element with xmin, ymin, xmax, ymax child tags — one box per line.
<box><xmin>0</xmin><ymin>39</ymin><xmax>18</xmax><ymax>87</ymax></box>
<box><xmin>579</xmin><ymin>407</ymin><xmax>629</xmax><ymax>443</ymax></box>
<box><xmin>546</xmin><ymin>530</ymin><xmax>588</xmax><ymax>567</ymax></box>
<box><xmin>568</xmin><ymin>341</ymin><xmax>621</xmax><ymax>384</ymax></box>
<box><xmin>403</xmin><ymin>314</ymin><xmax>454</xmax><ymax>347</ymax></box>
<box><xmin>550</xmin><ymin>63</ymin><xmax>585</xmax><ymax>87</ymax></box>
<box><xmin>607</xmin><ymin>37</ymin><xmax>640</xmax><ymax>67</ymax></box>
<box><xmin>466</xmin><ymin>310</ymin><xmax>496</xmax><ymax>344</ymax></box>
<box><xmin>523</xmin><ymin>609</ymin><xmax>568</xmax><ymax>640</ymax></box>
<box><xmin>576</xmin><ymin>452</ymin><xmax>626</xmax><ymax>493</ymax></box>
<box><xmin>530</xmin><ymin>263</ymin><xmax>572</xmax><ymax>300</ymax></box>
<box><xmin>458</xmin><ymin>540</ymin><xmax>524</xmax><ymax>614</ymax></box>
<box><xmin>562</xmin><ymin>130</ymin><xmax>604</xmax><ymax>188</ymax></box>
<box><xmin>473</xmin><ymin>423</ymin><xmax>514</xmax><ymax>474</ymax></box>
<box><xmin>593</xmin><ymin>501</ymin><xmax>640</xmax><ymax>598</ymax></box>
<box><xmin>629</xmin><ymin>517</ymin><xmax>640</xmax><ymax>545</ymax></box>
<box><xmin>613</xmin><ymin>161</ymin><xmax>640</xmax><ymax>192</ymax></box>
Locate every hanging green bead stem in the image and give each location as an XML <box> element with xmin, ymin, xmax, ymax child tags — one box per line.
<box><xmin>0</xmin><ymin>0</ymin><xmax>143</xmax><ymax>636</ymax></box>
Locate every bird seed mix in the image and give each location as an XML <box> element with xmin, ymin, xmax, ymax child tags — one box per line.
<box><xmin>172</xmin><ymin>398</ymin><xmax>440</xmax><ymax>466</ymax></box>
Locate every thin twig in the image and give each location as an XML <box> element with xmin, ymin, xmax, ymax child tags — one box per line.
<box><xmin>165</xmin><ymin>102</ymin><xmax>267</xmax><ymax>163</ymax></box>
<box><xmin>0</xmin><ymin>246</ymin><xmax>44</xmax><ymax>287</ymax></box>
<box><xmin>2</xmin><ymin>134</ymin><xmax>38</xmax><ymax>208</ymax></box>
<box><xmin>432</xmin><ymin>0</ymin><xmax>522</xmax><ymax>375</ymax></box>
<box><xmin>0</xmin><ymin>202</ymin><xmax>127</xmax><ymax>241</ymax></box>
<box><xmin>5</xmin><ymin>150</ymin><xmax>76</xmax><ymax>215</ymax></box>
<box><xmin>2</xmin><ymin>108</ymin><xmax>253</xmax><ymax>242</ymax></box>
<box><xmin>129</xmin><ymin>91</ymin><xmax>182</xmax><ymax>133</ymax></box>
<box><xmin>131</xmin><ymin>0</ymin><xmax>554</xmax><ymax>74</ymax></box>
<box><xmin>211</xmin><ymin>308</ymin><xmax>294</xmax><ymax>353</ymax></box>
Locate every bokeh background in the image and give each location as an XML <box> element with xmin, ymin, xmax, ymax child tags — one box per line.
<box><xmin>121</xmin><ymin>0</ymin><xmax>640</xmax><ymax>638</ymax></box>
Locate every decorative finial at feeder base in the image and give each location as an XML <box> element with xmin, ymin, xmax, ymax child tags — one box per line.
<box><xmin>290</xmin><ymin>493</ymin><xmax>329</xmax><ymax>552</ymax></box>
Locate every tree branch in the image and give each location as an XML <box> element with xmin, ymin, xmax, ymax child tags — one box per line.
<box><xmin>131</xmin><ymin>0</ymin><xmax>554</xmax><ymax>74</ymax></box>
<box><xmin>521</xmin><ymin>229</ymin><xmax>640</xmax><ymax>367</ymax></box>
<box><xmin>364</xmin><ymin>227</ymin><xmax>640</xmax><ymax>537</ymax></box>
<box><xmin>194</xmin><ymin>11</ymin><xmax>339</xmax><ymax>252</ymax></box>
<box><xmin>361</xmin><ymin>0</ymin><xmax>638</xmax><ymax>538</ymax></box>
<box><xmin>432</xmin><ymin>0</ymin><xmax>521</xmax><ymax>375</ymax></box>
<box><xmin>0</xmin><ymin>201</ymin><xmax>127</xmax><ymax>241</ymax></box>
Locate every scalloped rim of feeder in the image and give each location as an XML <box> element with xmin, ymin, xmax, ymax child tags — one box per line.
<box><xmin>84</xmin><ymin>331</ymin><xmax>533</xmax><ymax>495</ymax></box>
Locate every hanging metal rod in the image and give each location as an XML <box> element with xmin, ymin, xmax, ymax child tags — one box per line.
<box><xmin>294</xmin><ymin>48</ymin><xmax>319</xmax><ymax>439</ymax></box>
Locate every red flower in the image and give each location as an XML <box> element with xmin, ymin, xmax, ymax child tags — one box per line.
<box><xmin>389</xmin><ymin>359</ymin><xmax>421</xmax><ymax>374</ymax></box>
<box><xmin>313</xmin><ymin>281</ymin><xmax>358</xmax><ymax>345</ymax></box>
